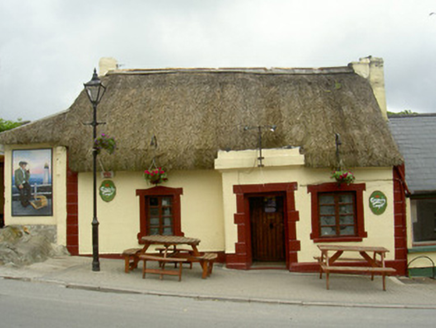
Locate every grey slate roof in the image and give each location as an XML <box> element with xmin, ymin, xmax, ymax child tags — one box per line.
<box><xmin>389</xmin><ymin>114</ymin><xmax>436</xmax><ymax>194</ymax></box>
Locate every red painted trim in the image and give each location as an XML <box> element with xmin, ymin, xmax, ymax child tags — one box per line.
<box><xmin>136</xmin><ymin>186</ymin><xmax>184</xmax><ymax>243</ymax></box>
<box><xmin>230</xmin><ymin>182</ymin><xmax>299</xmax><ymax>271</ymax></box>
<box><xmin>393</xmin><ymin>165</ymin><xmax>408</xmax><ymax>276</ymax></box>
<box><xmin>66</xmin><ymin>163</ymin><xmax>79</xmax><ymax>255</ymax></box>
<box><xmin>307</xmin><ymin>183</ymin><xmax>367</xmax><ymax>242</ymax></box>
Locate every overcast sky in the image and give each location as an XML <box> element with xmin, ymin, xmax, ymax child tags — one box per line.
<box><xmin>1</xmin><ymin>0</ymin><xmax>436</xmax><ymax>122</ymax></box>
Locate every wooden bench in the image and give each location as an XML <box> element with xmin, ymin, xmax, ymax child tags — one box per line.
<box><xmin>196</xmin><ymin>253</ymin><xmax>218</xmax><ymax>279</ymax></box>
<box><xmin>139</xmin><ymin>254</ymin><xmax>188</xmax><ymax>281</ymax></box>
<box><xmin>156</xmin><ymin>247</ymin><xmax>194</xmax><ymax>269</ymax></box>
<box><xmin>122</xmin><ymin>248</ymin><xmax>142</xmax><ymax>273</ymax></box>
<box><xmin>314</xmin><ymin>256</ymin><xmax>366</xmax><ymax>278</ymax></box>
<box><xmin>319</xmin><ymin>263</ymin><xmax>396</xmax><ymax>291</ymax></box>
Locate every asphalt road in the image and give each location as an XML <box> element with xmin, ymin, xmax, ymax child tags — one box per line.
<box><xmin>0</xmin><ymin>278</ymin><xmax>435</xmax><ymax>327</ymax></box>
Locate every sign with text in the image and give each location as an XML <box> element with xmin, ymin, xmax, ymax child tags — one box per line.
<box><xmin>369</xmin><ymin>191</ymin><xmax>387</xmax><ymax>215</ymax></box>
<box><xmin>99</xmin><ymin>180</ymin><xmax>116</xmax><ymax>202</ymax></box>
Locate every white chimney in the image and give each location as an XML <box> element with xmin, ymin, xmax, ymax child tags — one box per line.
<box><xmin>351</xmin><ymin>56</ymin><xmax>388</xmax><ymax>120</ymax></box>
<box><xmin>99</xmin><ymin>57</ymin><xmax>118</xmax><ymax>76</ymax></box>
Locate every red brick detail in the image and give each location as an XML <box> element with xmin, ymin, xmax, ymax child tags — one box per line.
<box><xmin>66</xmin><ymin>166</ymin><xmax>79</xmax><ymax>255</ymax></box>
<box><xmin>392</xmin><ymin>165</ymin><xmax>408</xmax><ymax>275</ymax></box>
<box><xmin>229</xmin><ymin>182</ymin><xmax>299</xmax><ymax>271</ymax></box>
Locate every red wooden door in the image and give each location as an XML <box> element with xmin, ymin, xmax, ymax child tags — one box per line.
<box><xmin>250</xmin><ymin>196</ymin><xmax>285</xmax><ymax>262</ymax></box>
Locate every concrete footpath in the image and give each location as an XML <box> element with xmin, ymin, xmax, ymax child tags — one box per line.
<box><xmin>1</xmin><ymin>256</ymin><xmax>436</xmax><ymax>309</ymax></box>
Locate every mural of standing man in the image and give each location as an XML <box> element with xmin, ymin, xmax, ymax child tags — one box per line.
<box><xmin>12</xmin><ymin>149</ymin><xmax>53</xmax><ymax>216</ymax></box>
<box><xmin>14</xmin><ymin>161</ymin><xmax>31</xmax><ymax>207</ymax></box>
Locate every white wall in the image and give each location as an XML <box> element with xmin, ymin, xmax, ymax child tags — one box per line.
<box><xmin>216</xmin><ymin>149</ymin><xmax>396</xmax><ymax>261</ymax></box>
<box><xmin>77</xmin><ymin>169</ymin><xmax>224</xmax><ymax>254</ymax></box>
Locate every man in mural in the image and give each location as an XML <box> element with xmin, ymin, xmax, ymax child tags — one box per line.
<box><xmin>14</xmin><ymin>161</ymin><xmax>31</xmax><ymax>207</ymax></box>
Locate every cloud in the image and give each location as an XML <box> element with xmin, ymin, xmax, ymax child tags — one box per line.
<box><xmin>1</xmin><ymin>0</ymin><xmax>436</xmax><ymax>121</ymax></box>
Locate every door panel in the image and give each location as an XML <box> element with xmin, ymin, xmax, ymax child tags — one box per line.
<box><xmin>250</xmin><ymin>196</ymin><xmax>285</xmax><ymax>261</ymax></box>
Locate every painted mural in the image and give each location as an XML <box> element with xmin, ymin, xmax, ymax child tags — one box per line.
<box><xmin>11</xmin><ymin>149</ymin><xmax>53</xmax><ymax>216</ymax></box>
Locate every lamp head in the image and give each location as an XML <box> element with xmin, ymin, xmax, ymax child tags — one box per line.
<box><xmin>84</xmin><ymin>68</ymin><xmax>106</xmax><ymax>105</ymax></box>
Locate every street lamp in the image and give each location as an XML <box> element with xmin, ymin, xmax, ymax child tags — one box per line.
<box><xmin>84</xmin><ymin>68</ymin><xmax>106</xmax><ymax>272</ymax></box>
<box><xmin>244</xmin><ymin>125</ymin><xmax>277</xmax><ymax>167</ymax></box>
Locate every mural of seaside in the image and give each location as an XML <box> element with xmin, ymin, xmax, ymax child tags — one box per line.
<box><xmin>12</xmin><ymin>149</ymin><xmax>53</xmax><ymax>216</ymax></box>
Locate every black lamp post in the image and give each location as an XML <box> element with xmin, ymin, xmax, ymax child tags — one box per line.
<box><xmin>244</xmin><ymin>125</ymin><xmax>277</xmax><ymax>167</ymax></box>
<box><xmin>84</xmin><ymin>68</ymin><xmax>106</xmax><ymax>272</ymax></box>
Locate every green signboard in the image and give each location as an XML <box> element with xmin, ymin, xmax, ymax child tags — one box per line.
<box><xmin>99</xmin><ymin>180</ymin><xmax>116</xmax><ymax>202</ymax></box>
<box><xmin>369</xmin><ymin>191</ymin><xmax>387</xmax><ymax>215</ymax></box>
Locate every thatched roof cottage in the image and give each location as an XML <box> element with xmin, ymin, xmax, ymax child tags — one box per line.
<box><xmin>0</xmin><ymin>56</ymin><xmax>408</xmax><ymax>275</ymax></box>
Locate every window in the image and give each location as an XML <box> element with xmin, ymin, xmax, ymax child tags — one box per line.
<box><xmin>412</xmin><ymin>198</ymin><xmax>436</xmax><ymax>243</ymax></box>
<box><xmin>136</xmin><ymin>186</ymin><xmax>183</xmax><ymax>243</ymax></box>
<box><xmin>319</xmin><ymin>192</ymin><xmax>356</xmax><ymax>237</ymax></box>
<box><xmin>148</xmin><ymin>196</ymin><xmax>174</xmax><ymax>235</ymax></box>
<box><xmin>308</xmin><ymin>183</ymin><xmax>367</xmax><ymax>242</ymax></box>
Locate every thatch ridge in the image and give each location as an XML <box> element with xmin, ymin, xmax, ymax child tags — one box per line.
<box><xmin>0</xmin><ymin>68</ymin><xmax>403</xmax><ymax>172</ymax></box>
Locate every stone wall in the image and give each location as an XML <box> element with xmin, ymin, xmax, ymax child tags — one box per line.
<box><xmin>0</xmin><ymin>225</ymin><xmax>69</xmax><ymax>266</ymax></box>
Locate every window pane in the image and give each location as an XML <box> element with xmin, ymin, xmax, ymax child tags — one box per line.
<box><xmin>320</xmin><ymin>205</ymin><xmax>335</xmax><ymax>215</ymax></box>
<box><xmin>163</xmin><ymin>227</ymin><xmax>173</xmax><ymax>235</ymax></box>
<box><xmin>149</xmin><ymin>197</ymin><xmax>158</xmax><ymax>206</ymax></box>
<box><xmin>149</xmin><ymin>208</ymin><xmax>159</xmax><ymax>216</ymax></box>
<box><xmin>339</xmin><ymin>204</ymin><xmax>353</xmax><ymax>214</ymax></box>
<box><xmin>164</xmin><ymin>217</ymin><xmax>172</xmax><ymax>226</ymax></box>
<box><xmin>412</xmin><ymin>199</ymin><xmax>436</xmax><ymax>242</ymax></box>
<box><xmin>149</xmin><ymin>217</ymin><xmax>159</xmax><ymax>226</ymax></box>
<box><xmin>339</xmin><ymin>194</ymin><xmax>353</xmax><ymax>203</ymax></box>
<box><xmin>320</xmin><ymin>216</ymin><xmax>335</xmax><ymax>226</ymax></box>
<box><xmin>163</xmin><ymin>207</ymin><xmax>172</xmax><ymax>216</ymax></box>
<box><xmin>162</xmin><ymin>197</ymin><xmax>172</xmax><ymax>206</ymax></box>
<box><xmin>320</xmin><ymin>195</ymin><xmax>334</xmax><ymax>204</ymax></box>
<box><xmin>340</xmin><ymin>215</ymin><xmax>354</xmax><ymax>225</ymax></box>
<box><xmin>321</xmin><ymin>227</ymin><xmax>335</xmax><ymax>236</ymax></box>
<box><xmin>149</xmin><ymin>228</ymin><xmax>159</xmax><ymax>235</ymax></box>
<box><xmin>340</xmin><ymin>226</ymin><xmax>355</xmax><ymax>236</ymax></box>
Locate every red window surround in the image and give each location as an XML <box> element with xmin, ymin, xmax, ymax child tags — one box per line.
<box><xmin>136</xmin><ymin>186</ymin><xmax>184</xmax><ymax>244</ymax></box>
<box><xmin>307</xmin><ymin>182</ymin><xmax>367</xmax><ymax>243</ymax></box>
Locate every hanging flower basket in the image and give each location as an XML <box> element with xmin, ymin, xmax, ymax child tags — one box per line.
<box><xmin>94</xmin><ymin>133</ymin><xmax>116</xmax><ymax>155</ymax></box>
<box><xmin>331</xmin><ymin>170</ymin><xmax>355</xmax><ymax>185</ymax></box>
<box><xmin>144</xmin><ymin>167</ymin><xmax>168</xmax><ymax>185</ymax></box>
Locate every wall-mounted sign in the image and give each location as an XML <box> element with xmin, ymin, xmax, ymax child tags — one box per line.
<box><xmin>369</xmin><ymin>191</ymin><xmax>387</xmax><ymax>215</ymax></box>
<box><xmin>101</xmin><ymin>171</ymin><xmax>114</xmax><ymax>179</ymax></box>
<box><xmin>99</xmin><ymin>180</ymin><xmax>116</xmax><ymax>202</ymax></box>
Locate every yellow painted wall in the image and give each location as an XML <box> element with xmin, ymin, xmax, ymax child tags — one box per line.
<box><xmin>216</xmin><ymin>149</ymin><xmax>396</xmax><ymax>261</ymax></box>
<box><xmin>3</xmin><ymin>145</ymin><xmax>67</xmax><ymax>244</ymax></box>
<box><xmin>78</xmin><ymin>169</ymin><xmax>225</xmax><ymax>254</ymax></box>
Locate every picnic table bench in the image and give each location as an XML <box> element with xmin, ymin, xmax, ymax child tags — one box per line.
<box><xmin>122</xmin><ymin>235</ymin><xmax>218</xmax><ymax>280</ymax></box>
<box><xmin>139</xmin><ymin>254</ymin><xmax>188</xmax><ymax>281</ymax></box>
<box><xmin>316</xmin><ymin>245</ymin><xmax>396</xmax><ymax>291</ymax></box>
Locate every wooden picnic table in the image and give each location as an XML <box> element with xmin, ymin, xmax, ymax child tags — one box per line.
<box><xmin>122</xmin><ymin>235</ymin><xmax>216</xmax><ymax>280</ymax></box>
<box><xmin>316</xmin><ymin>245</ymin><xmax>396</xmax><ymax>291</ymax></box>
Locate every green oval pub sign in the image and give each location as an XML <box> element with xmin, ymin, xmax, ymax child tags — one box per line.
<box><xmin>369</xmin><ymin>191</ymin><xmax>387</xmax><ymax>215</ymax></box>
<box><xmin>99</xmin><ymin>180</ymin><xmax>116</xmax><ymax>202</ymax></box>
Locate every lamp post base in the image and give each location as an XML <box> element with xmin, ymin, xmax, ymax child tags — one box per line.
<box><xmin>92</xmin><ymin>261</ymin><xmax>100</xmax><ymax>272</ymax></box>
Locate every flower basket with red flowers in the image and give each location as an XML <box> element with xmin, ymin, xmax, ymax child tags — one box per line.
<box><xmin>143</xmin><ymin>167</ymin><xmax>168</xmax><ymax>185</ymax></box>
<box><xmin>331</xmin><ymin>170</ymin><xmax>355</xmax><ymax>185</ymax></box>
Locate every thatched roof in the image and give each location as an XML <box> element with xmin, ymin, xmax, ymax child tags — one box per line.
<box><xmin>0</xmin><ymin>66</ymin><xmax>403</xmax><ymax>172</ymax></box>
